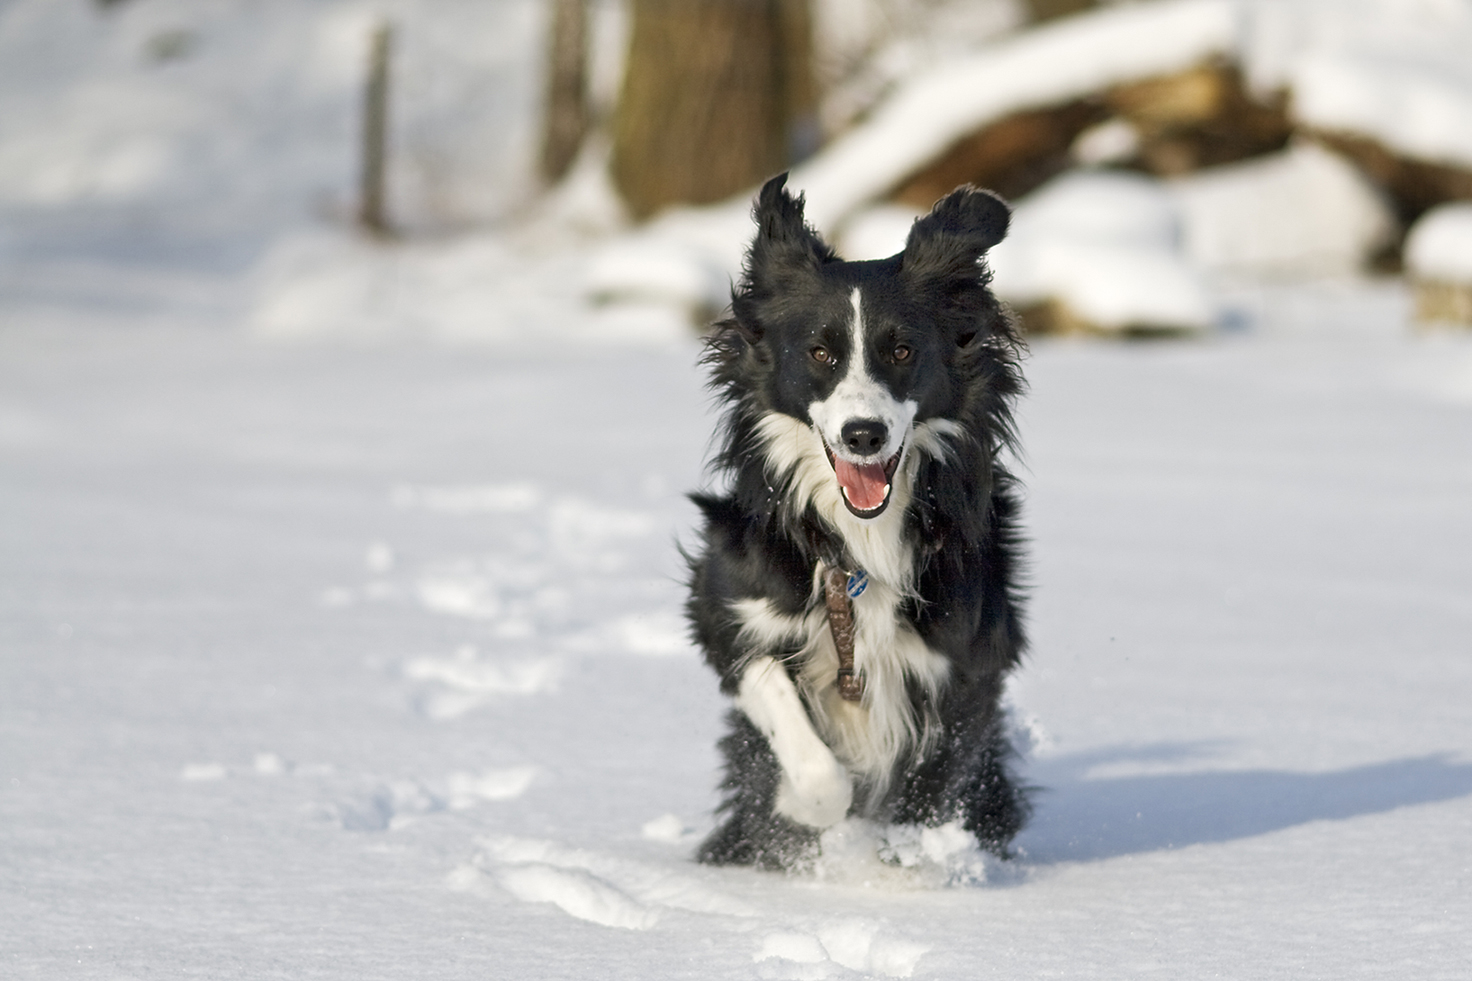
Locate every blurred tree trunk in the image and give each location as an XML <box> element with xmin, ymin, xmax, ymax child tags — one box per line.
<box><xmin>612</xmin><ymin>0</ymin><xmax>816</xmax><ymax>220</ymax></box>
<box><xmin>359</xmin><ymin>22</ymin><xmax>393</xmax><ymax>236</ymax></box>
<box><xmin>1024</xmin><ymin>0</ymin><xmax>1098</xmax><ymax>23</ymax></box>
<box><xmin>540</xmin><ymin>0</ymin><xmax>590</xmax><ymax>183</ymax></box>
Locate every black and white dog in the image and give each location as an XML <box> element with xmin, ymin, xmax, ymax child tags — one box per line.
<box><xmin>686</xmin><ymin>174</ymin><xmax>1030</xmax><ymax>870</ymax></box>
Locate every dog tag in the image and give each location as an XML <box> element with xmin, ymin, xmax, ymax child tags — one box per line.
<box><xmin>846</xmin><ymin>570</ymin><xmax>868</xmax><ymax>599</ymax></box>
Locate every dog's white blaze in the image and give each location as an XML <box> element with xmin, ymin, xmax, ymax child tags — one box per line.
<box><xmin>807</xmin><ymin>289</ymin><xmax>916</xmax><ymax>469</ymax></box>
<box><xmin>735</xmin><ymin>656</ymin><xmax>853</xmax><ymax>828</ymax></box>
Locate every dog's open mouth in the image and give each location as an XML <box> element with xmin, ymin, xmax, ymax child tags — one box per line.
<box><xmin>823</xmin><ymin>440</ymin><xmax>903</xmax><ymax>518</ymax></box>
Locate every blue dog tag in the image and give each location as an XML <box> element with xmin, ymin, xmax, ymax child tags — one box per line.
<box><xmin>846</xmin><ymin>570</ymin><xmax>868</xmax><ymax>599</ymax></box>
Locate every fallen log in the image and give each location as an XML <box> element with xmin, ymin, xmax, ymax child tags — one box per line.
<box><xmin>1311</xmin><ymin>131</ymin><xmax>1472</xmax><ymax>226</ymax></box>
<box><xmin>892</xmin><ymin>61</ymin><xmax>1290</xmax><ymax>208</ymax></box>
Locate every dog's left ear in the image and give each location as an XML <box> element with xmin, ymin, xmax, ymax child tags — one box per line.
<box><xmin>901</xmin><ymin>185</ymin><xmax>1009</xmax><ymax>289</ymax></box>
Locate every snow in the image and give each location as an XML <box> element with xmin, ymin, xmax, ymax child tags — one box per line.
<box><xmin>1069</xmin><ymin>117</ymin><xmax>1144</xmax><ymax>167</ymax></box>
<box><xmin>1168</xmin><ymin>139</ymin><xmax>1397</xmax><ymax>275</ymax></box>
<box><xmin>988</xmin><ymin>169</ymin><xmax>1212</xmax><ymax>332</ymax></box>
<box><xmin>1246</xmin><ymin>0</ymin><xmax>1472</xmax><ymax>168</ymax></box>
<box><xmin>1405</xmin><ymin>202</ymin><xmax>1472</xmax><ymax>284</ymax></box>
<box><xmin>6</xmin><ymin>0</ymin><xmax>1472</xmax><ymax>977</ymax></box>
<box><xmin>585</xmin><ymin>236</ymin><xmax>732</xmax><ymax>314</ymax></box>
<box><xmin>836</xmin><ymin>203</ymin><xmax>925</xmax><ymax>261</ymax></box>
<box><xmin>1289</xmin><ymin>51</ymin><xmax>1472</xmax><ymax>166</ymax></box>
<box><xmin>0</xmin><ymin>0</ymin><xmax>544</xmax><ymax>229</ymax></box>
<box><xmin>811</xmin><ymin>0</ymin><xmax>1026</xmax><ymax>136</ymax></box>
<box><xmin>6</xmin><ymin>285</ymin><xmax>1472</xmax><ymax>978</ymax></box>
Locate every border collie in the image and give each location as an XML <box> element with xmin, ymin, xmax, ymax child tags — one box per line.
<box><xmin>686</xmin><ymin>174</ymin><xmax>1030</xmax><ymax>870</ymax></box>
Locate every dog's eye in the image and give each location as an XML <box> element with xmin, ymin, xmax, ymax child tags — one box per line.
<box><xmin>892</xmin><ymin>345</ymin><xmax>912</xmax><ymax>363</ymax></box>
<box><xmin>810</xmin><ymin>346</ymin><xmax>833</xmax><ymax>365</ymax></box>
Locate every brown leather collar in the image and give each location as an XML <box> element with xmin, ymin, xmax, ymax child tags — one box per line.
<box><xmin>823</xmin><ymin>566</ymin><xmax>864</xmax><ymax>702</ymax></box>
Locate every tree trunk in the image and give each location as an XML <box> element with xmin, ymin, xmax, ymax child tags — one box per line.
<box><xmin>540</xmin><ymin>0</ymin><xmax>590</xmax><ymax>183</ymax></box>
<box><xmin>1024</xmin><ymin>0</ymin><xmax>1098</xmax><ymax>24</ymax></box>
<box><xmin>359</xmin><ymin>22</ymin><xmax>393</xmax><ymax>236</ymax></box>
<box><xmin>612</xmin><ymin>0</ymin><xmax>815</xmax><ymax>220</ymax></box>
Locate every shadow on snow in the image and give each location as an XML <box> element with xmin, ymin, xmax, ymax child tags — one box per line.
<box><xmin>1016</xmin><ymin>743</ymin><xmax>1472</xmax><ymax>863</ymax></box>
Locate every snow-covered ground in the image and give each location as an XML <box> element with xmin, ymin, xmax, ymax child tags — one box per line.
<box><xmin>5</xmin><ymin>0</ymin><xmax>1472</xmax><ymax>976</ymax></box>
<box><xmin>5</xmin><ymin>278</ymin><xmax>1472</xmax><ymax>978</ymax></box>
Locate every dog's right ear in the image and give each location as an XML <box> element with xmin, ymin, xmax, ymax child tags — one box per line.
<box><xmin>749</xmin><ymin>173</ymin><xmax>831</xmax><ymax>273</ymax></box>
<box><xmin>733</xmin><ymin>174</ymin><xmax>835</xmax><ymax>339</ymax></box>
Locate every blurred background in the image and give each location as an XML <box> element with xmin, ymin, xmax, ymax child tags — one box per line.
<box><xmin>2</xmin><ymin>0</ymin><xmax>1471</xmax><ymax>336</ymax></box>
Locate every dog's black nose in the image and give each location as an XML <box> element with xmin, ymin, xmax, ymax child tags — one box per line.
<box><xmin>841</xmin><ymin>419</ymin><xmax>888</xmax><ymax>457</ymax></box>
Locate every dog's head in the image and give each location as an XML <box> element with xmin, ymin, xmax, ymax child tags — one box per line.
<box><xmin>721</xmin><ymin>173</ymin><xmax>1012</xmax><ymax>519</ymax></box>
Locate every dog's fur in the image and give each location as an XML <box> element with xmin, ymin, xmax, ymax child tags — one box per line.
<box><xmin>685</xmin><ymin>174</ymin><xmax>1030</xmax><ymax>870</ymax></box>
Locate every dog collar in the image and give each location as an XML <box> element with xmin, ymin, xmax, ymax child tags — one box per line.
<box><xmin>823</xmin><ymin>566</ymin><xmax>865</xmax><ymax>702</ymax></box>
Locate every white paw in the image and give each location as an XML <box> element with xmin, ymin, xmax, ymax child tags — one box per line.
<box><xmin>775</xmin><ymin>750</ymin><xmax>853</xmax><ymax>828</ymax></box>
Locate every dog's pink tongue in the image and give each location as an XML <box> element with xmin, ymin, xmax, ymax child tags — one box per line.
<box><xmin>835</xmin><ymin>458</ymin><xmax>889</xmax><ymax>511</ymax></box>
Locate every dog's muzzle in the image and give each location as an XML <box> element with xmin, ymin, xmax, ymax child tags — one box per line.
<box><xmin>823</xmin><ymin>424</ymin><xmax>903</xmax><ymax>519</ymax></box>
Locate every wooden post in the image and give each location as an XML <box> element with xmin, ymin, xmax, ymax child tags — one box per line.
<box><xmin>540</xmin><ymin>0</ymin><xmax>590</xmax><ymax>183</ymax></box>
<box><xmin>359</xmin><ymin>21</ymin><xmax>393</xmax><ymax>236</ymax></box>
<box><xmin>611</xmin><ymin>0</ymin><xmax>816</xmax><ymax>220</ymax></box>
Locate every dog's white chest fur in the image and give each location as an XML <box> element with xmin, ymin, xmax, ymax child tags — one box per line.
<box><xmin>733</xmin><ymin>559</ymin><xmax>949</xmax><ymax>826</ymax></box>
<box><xmin>732</xmin><ymin>447</ymin><xmax>952</xmax><ymax>822</ymax></box>
<box><xmin>798</xmin><ymin>570</ymin><xmax>949</xmax><ymax>784</ymax></box>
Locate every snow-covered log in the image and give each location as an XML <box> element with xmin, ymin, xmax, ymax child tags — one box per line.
<box><xmin>892</xmin><ymin>61</ymin><xmax>1293</xmax><ymax>210</ymax></box>
<box><xmin>786</xmin><ymin>0</ymin><xmax>1240</xmax><ymax>234</ymax></box>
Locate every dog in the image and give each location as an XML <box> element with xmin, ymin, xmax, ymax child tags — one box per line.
<box><xmin>686</xmin><ymin>174</ymin><xmax>1030</xmax><ymax>870</ymax></box>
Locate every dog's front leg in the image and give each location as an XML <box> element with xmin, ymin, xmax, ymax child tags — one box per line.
<box><xmin>736</xmin><ymin>656</ymin><xmax>852</xmax><ymax>828</ymax></box>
